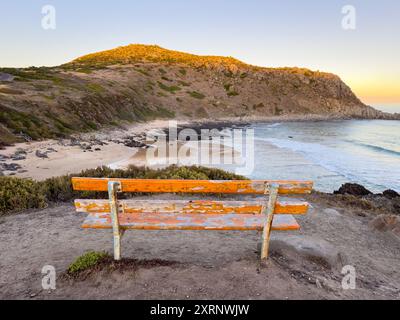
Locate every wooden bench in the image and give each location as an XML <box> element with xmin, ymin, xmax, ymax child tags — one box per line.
<box><xmin>72</xmin><ymin>178</ymin><xmax>313</xmax><ymax>261</ymax></box>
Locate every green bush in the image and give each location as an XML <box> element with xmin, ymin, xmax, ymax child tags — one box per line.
<box><xmin>0</xmin><ymin>177</ymin><xmax>47</xmax><ymax>215</ymax></box>
<box><xmin>187</xmin><ymin>91</ymin><xmax>205</xmax><ymax>99</ymax></box>
<box><xmin>67</xmin><ymin>251</ymin><xmax>108</xmax><ymax>274</ymax></box>
<box><xmin>158</xmin><ymin>81</ymin><xmax>181</xmax><ymax>93</ymax></box>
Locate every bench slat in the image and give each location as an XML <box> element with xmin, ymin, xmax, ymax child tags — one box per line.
<box><xmin>81</xmin><ymin>212</ymin><xmax>300</xmax><ymax>231</ymax></box>
<box><xmin>75</xmin><ymin>199</ymin><xmax>309</xmax><ymax>215</ymax></box>
<box><xmin>71</xmin><ymin>178</ymin><xmax>313</xmax><ymax>194</ymax></box>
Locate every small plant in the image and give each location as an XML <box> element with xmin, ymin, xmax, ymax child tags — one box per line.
<box><xmin>227</xmin><ymin>90</ymin><xmax>239</xmax><ymax>97</ymax></box>
<box><xmin>158</xmin><ymin>81</ymin><xmax>181</xmax><ymax>93</ymax></box>
<box><xmin>187</xmin><ymin>91</ymin><xmax>205</xmax><ymax>99</ymax></box>
<box><xmin>135</xmin><ymin>68</ymin><xmax>150</xmax><ymax>76</ymax></box>
<box><xmin>223</xmin><ymin>83</ymin><xmax>238</xmax><ymax>96</ymax></box>
<box><xmin>86</xmin><ymin>83</ymin><xmax>104</xmax><ymax>94</ymax></box>
<box><xmin>223</xmin><ymin>83</ymin><xmax>232</xmax><ymax>92</ymax></box>
<box><xmin>161</xmin><ymin>76</ymin><xmax>172</xmax><ymax>82</ymax></box>
<box><xmin>67</xmin><ymin>251</ymin><xmax>108</xmax><ymax>274</ymax></box>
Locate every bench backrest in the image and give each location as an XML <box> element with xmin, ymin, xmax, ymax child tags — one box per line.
<box><xmin>71</xmin><ymin>178</ymin><xmax>313</xmax><ymax>195</ymax></box>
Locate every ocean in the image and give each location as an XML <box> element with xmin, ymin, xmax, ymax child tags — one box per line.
<box><xmin>241</xmin><ymin>118</ymin><xmax>400</xmax><ymax>193</ymax></box>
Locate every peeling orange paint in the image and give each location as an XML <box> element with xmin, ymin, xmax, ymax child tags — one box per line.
<box><xmin>71</xmin><ymin>178</ymin><xmax>313</xmax><ymax>194</ymax></box>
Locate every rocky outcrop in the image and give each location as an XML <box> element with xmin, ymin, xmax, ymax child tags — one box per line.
<box><xmin>334</xmin><ymin>183</ymin><xmax>373</xmax><ymax>196</ymax></box>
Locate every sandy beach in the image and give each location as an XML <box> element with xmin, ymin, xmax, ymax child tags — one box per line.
<box><xmin>0</xmin><ymin>120</ymin><xmax>174</xmax><ymax>180</ymax></box>
<box><xmin>0</xmin><ymin>118</ymin><xmax>249</xmax><ymax>180</ymax></box>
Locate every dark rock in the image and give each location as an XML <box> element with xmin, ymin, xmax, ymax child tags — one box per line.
<box><xmin>123</xmin><ymin>139</ymin><xmax>147</xmax><ymax>148</ymax></box>
<box><xmin>15</xmin><ymin>148</ymin><xmax>27</xmax><ymax>155</ymax></box>
<box><xmin>70</xmin><ymin>138</ymin><xmax>81</xmax><ymax>147</ymax></box>
<box><xmin>1</xmin><ymin>163</ymin><xmax>22</xmax><ymax>171</ymax></box>
<box><xmin>11</xmin><ymin>149</ymin><xmax>27</xmax><ymax>161</ymax></box>
<box><xmin>35</xmin><ymin>150</ymin><xmax>49</xmax><ymax>159</ymax></box>
<box><xmin>16</xmin><ymin>132</ymin><xmax>32</xmax><ymax>142</ymax></box>
<box><xmin>46</xmin><ymin>148</ymin><xmax>58</xmax><ymax>153</ymax></box>
<box><xmin>11</xmin><ymin>154</ymin><xmax>26</xmax><ymax>161</ymax></box>
<box><xmin>382</xmin><ymin>189</ymin><xmax>400</xmax><ymax>199</ymax></box>
<box><xmin>334</xmin><ymin>183</ymin><xmax>372</xmax><ymax>196</ymax></box>
<box><xmin>80</xmin><ymin>144</ymin><xmax>92</xmax><ymax>151</ymax></box>
<box><xmin>95</xmin><ymin>148</ymin><xmax>101</xmax><ymax>151</ymax></box>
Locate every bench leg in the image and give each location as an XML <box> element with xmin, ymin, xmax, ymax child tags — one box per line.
<box><xmin>108</xmin><ymin>181</ymin><xmax>122</xmax><ymax>261</ymax></box>
<box><xmin>260</xmin><ymin>183</ymin><xmax>279</xmax><ymax>261</ymax></box>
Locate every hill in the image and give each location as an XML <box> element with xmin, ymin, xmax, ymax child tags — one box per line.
<box><xmin>0</xmin><ymin>44</ymin><xmax>397</xmax><ymax>146</ymax></box>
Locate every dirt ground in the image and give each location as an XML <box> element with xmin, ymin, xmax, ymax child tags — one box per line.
<box><xmin>0</xmin><ymin>194</ymin><xmax>399</xmax><ymax>300</ymax></box>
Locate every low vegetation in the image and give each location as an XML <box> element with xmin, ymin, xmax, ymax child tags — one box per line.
<box><xmin>65</xmin><ymin>251</ymin><xmax>178</xmax><ymax>279</ymax></box>
<box><xmin>187</xmin><ymin>91</ymin><xmax>205</xmax><ymax>99</ymax></box>
<box><xmin>157</xmin><ymin>81</ymin><xmax>181</xmax><ymax>94</ymax></box>
<box><xmin>0</xmin><ymin>165</ymin><xmax>246</xmax><ymax>216</ymax></box>
<box><xmin>67</xmin><ymin>251</ymin><xmax>108</xmax><ymax>274</ymax></box>
<box><xmin>70</xmin><ymin>44</ymin><xmax>247</xmax><ymax>70</ymax></box>
<box><xmin>0</xmin><ymin>177</ymin><xmax>47</xmax><ymax>214</ymax></box>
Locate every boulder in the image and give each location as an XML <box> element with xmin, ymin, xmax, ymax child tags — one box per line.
<box><xmin>1</xmin><ymin>163</ymin><xmax>22</xmax><ymax>171</ymax></box>
<box><xmin>11</xmin><ymin>154</ymin><xmax>26</xmax><ymax>161</ymax></box>
<box><xmin>334</xmin><ymin>183</ymin><xmax>372</xmax><ymax>196</ymax></box>
<box><xmin>35</xmin><ymin>150</ymin><xmax>49</xmax><ymax>159</ymax></box>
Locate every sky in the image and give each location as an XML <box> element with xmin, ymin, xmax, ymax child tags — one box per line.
<box><xmin>0</xmin><ymin>0</ymin><xmax>399</xmax><ymax>106</ymax></box>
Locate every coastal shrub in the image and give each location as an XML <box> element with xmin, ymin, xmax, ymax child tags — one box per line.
<box><xmin>0</xmin><ymin>177</ymin><xmax>47</xmax><ymax>215</ymax></box>
<box><xmin>67</xmin><ymin>251</ymin><xmax>108</xmax><ymax>274</ymax></box>
<box><xmin>86</xmin><ymin>83</ymin><xmax>104</xmax><ymax>94</ymax></box>
<box><xmin>227</xmin><ymin>90</ymin><xmax>239</xmax><ymax>97</ymax></box>
<box><xmin>135</xmin><ymin>68</ymin><xmax>150</xmax><ymax>76</ymax></box>
<box><xmin>158</xmin><ymin>81</ymin><xmax>181</xmax><ymax>93</ymax></box>
<box><xmin>223</xmin><ymin>83</ymin><xmax>232</xmax><ymax>92</ymax></box>
<box><xmin>187</xmin><ymin>91</ymin><xmax>205</xmax><ymax>99</ymax></box>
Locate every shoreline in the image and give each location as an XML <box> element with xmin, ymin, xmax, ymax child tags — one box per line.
<box><xmin>1</xmin><ymin>115</ymin><xmax>399</xmax><ymax>182</ymax></box>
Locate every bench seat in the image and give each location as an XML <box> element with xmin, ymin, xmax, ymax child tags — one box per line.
<box><xmin>81</xmin><ymin>212</ymin><xmax>300</xmax><ymax>231</ymax></box>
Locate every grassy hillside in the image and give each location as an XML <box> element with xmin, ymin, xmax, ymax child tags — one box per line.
<box><xmin>0</xmin><ymin>44</ymin><xmax>392</xmax><ymax>146</ymax></box>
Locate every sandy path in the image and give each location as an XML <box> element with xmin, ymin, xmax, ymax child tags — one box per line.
<box><xmin>0</xmin><ymin>195</ymin><xmax>399</xmax><ymax>300</ymax></box>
